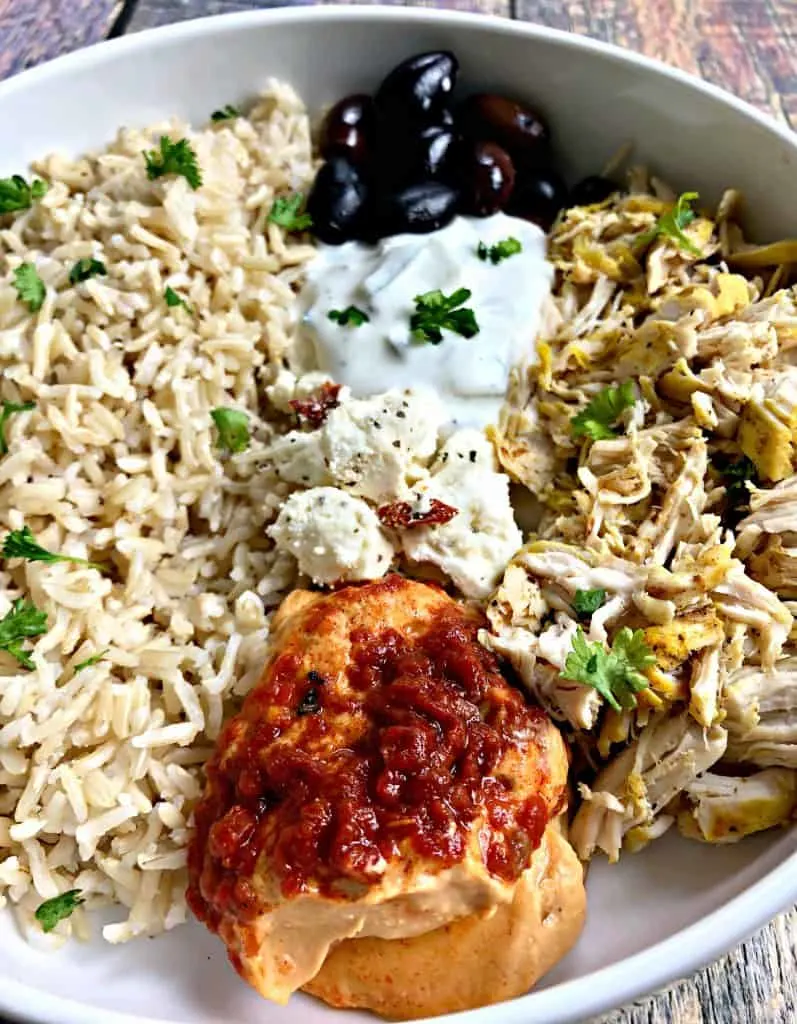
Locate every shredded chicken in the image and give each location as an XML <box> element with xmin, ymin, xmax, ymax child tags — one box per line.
<box><xmin>485</xmin><ymin>182</ymin><xmax>797</xmax><ymax>861</ymax></box>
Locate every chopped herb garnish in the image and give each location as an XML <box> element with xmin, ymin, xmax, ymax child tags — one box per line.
<box><xmin>562</xmin><ymin>627</ymin><xmax>655</xmax><ymax>713</ymax></box>
<box><xmin>211</xmin><ymin>407</ymin><xmax>250</xmax><ymax>454</ymax></box>
<box><xmin>3</xmin><ymin>526</ymin><xmax>104</xmax><ymax>572</ymax></box>
<box><xmin>477</xmin><ymin>237</ymin><xmax>523</xmax><ymax>264</ymax></box>
<box><xmin>211</xmin><ymin>104</ymin><xmax>241</xmax><ymax>122</ymax></box>
<box><xmin>638</xmin><ymin>191</ymin><xmax>702</xmax><ymax>257</ymax></box>
<box><xmin>35</xmin><ymin>890</ymin><xmax>84</xmax><ymax>933</ymax></box>
<box><xmin>74</xmin><ymin>650</ymin><xmax>109</xmax><ymax>673</ymax></box>
<box><xmin>0</xmin><ymin>400</ymin><xmax>35</xmax><ymax>456</ymax></box>
<box><xmin>297</xmin><ymin>687</ymin><xmax>321</xmax><ymax>716</ymax></box>
<box><xmin>328</xmin><ymin>305</ymin><xmax>370</xmax><ymax>327</ymax></box>
<box><xmin>715</xmin><ymin>454</ymin><xmax>759</xmax><ymax>527</ymax></box>
<box><xmin>571</xmin><ymin>380</ymin><xmax>636</xmax><ymax>442</ymax></box>
<box><xmin>572</xmin><ymin>588</ymin><xmax>607</xmax><ymax>619</ymax></box>
<box><xmin>0</xmin><ymin>597</ymin><xmax>48</xmax><ymax>670</ymax></box>
<box><xmin>267</xmin><ymin>192</ymin><xmax>313</xmax><ymax>232</ymax></box>
<box><xmin>69</xmin><ymin>258</ymin><xmax>107</xmax><ymax>285</ymax></box>
<box><xmin>164</xmin><ymin>286</ymin><xmax>192</xmax><ymax>314</ymax></box>
<box><xmin>13</xmin><ymin>263</ymin><xmax>45</xmax><ymax>312</ymax></box>
<box><xmin>0</xmin><ymin>175</ymin><xmax>48</xmax><ymax>214</ymax></box>
<box><xmin>143</xmin><ymin>137</ymin><xmax>202</xmax><ymax>190</ymax></box>
<box><xmin>410</xmin><ymin>288</ymin><xmax>480</xmax><ymax>345</ymax></box>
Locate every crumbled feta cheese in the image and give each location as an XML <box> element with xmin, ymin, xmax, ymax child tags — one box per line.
<box><xmin>399</xmin><ymin>429</ymin><xmax>522</xmax><ymax>598</ymax></box>
<box><xmin>266</xmin><ymin>369</ymin><xmax>342</xmax><ymax>414</ymax></box>
<box><xmin>267</xmin><ymin>388</ymin><xmax>446</xmax><ymax>502</ymax></box>
<box><xmin>268</xmin><ymin>487</ymin><xmax>395</xmax><ymax>586</ymax></box>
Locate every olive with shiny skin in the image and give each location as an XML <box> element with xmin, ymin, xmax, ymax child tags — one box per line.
<box><xmin>378</xmin><ymin>181</ymin><xmax>460</xmax><ymax>237</ymax></box>
<box><xmin>319</xmin><ymin>94</ymin><xmax>376</xmax><ymax>164</ymax></box>
<box><xmin>459</xmin><ymin>93</ymin><xmax>549</xmax><ymax>161</ymax></box>
<box><xmin>377</xmin><ymin>123</ymin><xmax>458</xmax><ymax>187</ymax></box>
<box><xmin>307</xmin><ymin>157</ymin><xmax>369</xmax><ymax>244</ymax></box>
<box><xmin>569</xmin><ymin>174</ymin><xmax>617</xmax><ymax>207</ymax></box>
<box><xmin>459</xmin><ymin>140</ymin><xmax>516</xmax><ymax>216</ymax></box>
<box><xmin>509</xmin><ymin>168</ymin><xmax>568</xmax><ymax>230</ymax></box>
<box><xmin>375</xmin><ymin>51</ymin><xmax>458</xmax><ymax>123</ymax></box>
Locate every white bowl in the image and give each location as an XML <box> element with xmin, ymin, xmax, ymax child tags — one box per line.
<box><xmin>1</xmin><ymin>8</ymin><xmax>795</xmax><ymax>1024</ymax></box>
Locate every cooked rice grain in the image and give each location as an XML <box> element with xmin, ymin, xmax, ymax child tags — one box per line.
<box><xmin>0</xmin><ymin>81</ymin><xmax>313</xmax><ymax>943</ymax></box>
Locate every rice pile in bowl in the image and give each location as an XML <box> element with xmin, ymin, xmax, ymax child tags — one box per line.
<box><xmin>0</xmin><ymin>83</ymin><xmax>314</xmax><ymax>943</ymax></box>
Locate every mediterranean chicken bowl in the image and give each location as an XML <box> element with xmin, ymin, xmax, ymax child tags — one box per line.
<box><xmin>0</xmin><ymin>9</ymin><xmax>795</xmax><ymax>1024</ymax></box>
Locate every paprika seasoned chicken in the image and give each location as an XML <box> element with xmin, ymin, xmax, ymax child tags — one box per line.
<box><xmin>188</xmin><ymin>576</ymin><xmax>585</xmax><ymax>1018</ymax></box>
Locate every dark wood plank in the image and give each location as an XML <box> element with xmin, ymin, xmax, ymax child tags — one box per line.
<box><xmin>0</xmin><ymin>0</ymin><xmax>123</xmax><ymax>78</ymax></box>
<box><xmin>515</xmin><ymin>0</ymin><xmax>797</xmax><ymax>128</ymax></box>
<box><xmin>124</xmin><ymin>0</ymin><xmax>513</xmax><ymax>33</ymax></box>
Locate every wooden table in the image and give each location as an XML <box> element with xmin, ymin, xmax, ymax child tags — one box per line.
<box><xmin>1</xmin><ymin>1</ymin><xmax>795</xmax><ymax>1022</ymax></box>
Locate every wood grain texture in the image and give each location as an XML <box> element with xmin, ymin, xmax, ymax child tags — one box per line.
<box><xmin>515</xmin><ymin>0</ymin><xmax>797</xmax><ymax>129</ymax></box>
<box><xmin>124</xmin><ymin>0</ymin><xmax>512</xmax><ymax>34</ymax></box>
<box><xmin>0</xmin><ymin>0</ymin><xmax>123</xmax><ymax>78</ymax></box>
<box><xmin>0</xmin><ymin>1</ymin><xmax>795</xmax><ymax>1023</ymax></box>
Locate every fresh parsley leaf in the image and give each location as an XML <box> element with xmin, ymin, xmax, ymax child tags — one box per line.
<box><xmin>571</xmin><ymin>380</ymin><xmax>636</xmax><ymax>441</ymax></box>
<box><xmin>143</xmin><ymin>137</ymin><xmax>202</xmax><ymax>190</ymax></box>
<box><xmin>572</xmin><ymin>588</ymin><xmax>607</xmax><ymax>618</ymax></box>
<box><xmin>211</xmin><ymin>407</ymin><xmax>250</xmax><ymax>454</ymax></box>
<box><xmin>69</xmin><ymin>258</ymin><xmax>107</xmax><ymax>285</ymax></box>
<box><xmin>328</xmin><ymin>305</ymin><xmax>369</xmax><ymax>327</ymax></box>
<box><xmin>74</xmin><ymin>649</ymin><xmax>109</xmax><ymax>673</ymax></box>
<box><xmin>477</xmin><ymin>237</ymin><xmax>523</xmax><ymax>264</ymax></box>
<box><xmin>410</xmin><ymin>288</ymin><xmax>480</xmax><ymax>345</ymax></box>
<box><xmin>714</xmin><ymin>454</ymin><xmax>759</xmax><ymax>527</ymax></box>
<box><xmin>211</xmin><ymin>104</ymin><xmax>241</xmax><ymax>122</ymax></box>
<box><xmin>13</xmin><ymin>263</ymin><xmax>45</xmax><ymax>312</ymax></box>
<box><xmin>0</xmin><ymin>175</ymin><xmax>48</xmax><ymax>214</ymax></box>
<box><xmin>562</xmin><ymin>627</ymin><xmax>655</xmax><ymax>712</ymax></box>
<box><xmin>35</xmin><ymin>890</ymin><xmax>84</xmax><ymax>933</ymax></box>
<box><xmin>0</xmin><ymin>597</ymin><xmax>48</xmax><ymax>670</ymax></box>
<box><xmin>268</xmin><ymin>192</ymin><xmax>313</xmax><ymax>232</ymax></box>
<box><xmin>3</xmin><ymin>526</ymin><xmax>104</xmax><ymax>572</ymax></box>
<box><xmin>164</xmin><ymin>286</ymin><xmax>193</xmax><ymax>314</ymax></box>
<box><xmin>638</xmin><ymin>191</ymin><xmax>702</xmax><ymax>256</ymax></box>
<box><xmin>0</xmin><ymin>400</ymin><xmax>35</xmax><ymax>456</ymax></box>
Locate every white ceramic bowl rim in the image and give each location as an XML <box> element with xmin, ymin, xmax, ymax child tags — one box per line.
<box><xmin>0</xmin><ymin>8</ymin><xmax>795</xmax><ymax>1024</ymax></box>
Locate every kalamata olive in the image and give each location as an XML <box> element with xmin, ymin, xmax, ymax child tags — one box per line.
<box><xmin>459</xmin><ymin>141</ymin><xmax>516</xmax><ymax>216</ymax></box>
<box><xmin>509</xmin><ymin>168</ymin><xmax>568</xmax><ymax>230</ymax></box>
<box><xmin>378</xmin><ymin>181</ymin><xmax>460</xmax><ymax>237</ymax></box>
<box><xmin>376</xmin><ymin>124</ymin><xmax>458</xmax><ymax>187</ymax></box>
<box><xmin>459</xmin><ymin>93</ymin><xmax>549</xmax><ymax>161</ymax></box>
<box><xmin>307</xmin><ymin>157</ymin><xmax>369</xmax><ymax>244</ymax></box>
<box><xmin>375</xmin><ymin>51</ymin><xmax>458</xmax><ymax>123</ymax></box>
<box><xmin>569</xmin><ymin>174</ymin><xmax>617</xmax><ymax>207</ymax></box>
<box><xmin>319</xmin><ymin>94</ymin><xmax>376</xmax><ymax>164</ymax></box>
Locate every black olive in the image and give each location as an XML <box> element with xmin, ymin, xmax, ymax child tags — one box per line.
<box><xmin>568</xmin><ymin>175</ymin><xmax>618</xmax><ymax>207</ymax></box>
<box><xmin>376</xmin><ymin>123</ymin><xmax>459</xmax><ymax>188</ymax></box>
<box><xmin>319</xmin><ymin>94</ymin><xmax>376</xmax><ymax>165</ymax></box>
<box><xmin>459</xmin><ymin>141</ymin><xmax>516</xmax><ymax>216</ymax></box>
<box><xmin>458</xmin><ymin>93</ymin><xmax>549</xmax><ymax>162</ymax></box>
<box><xmin>378</xmin><ymin>181</ymin><xmax>459</xmax><ymax>237</ymax></box>
<box><xmin>509</xmin><ymin>169</ymin><xmax>568</xmax><ymax>231</ymax></box>
<box><xmin>307</xmin><ymin>158</ymin><xmax>369</xmax><ymax>244</ymax></box>
<box><xmin>375</xmin><ymin>51</ymin><xmax>458</xmax><ymax>124</ymax></box>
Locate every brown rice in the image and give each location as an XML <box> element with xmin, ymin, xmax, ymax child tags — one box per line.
<box><xmin>0</xmin><ymin>81</ymin><xmax>315</xmax><ymax>944</ymax></box>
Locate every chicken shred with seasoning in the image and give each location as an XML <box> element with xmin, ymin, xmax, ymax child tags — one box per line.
<box><xmin>486</xmin><ymin>174</ymin><xmax>797</xmax><ymax>862</ymax></box>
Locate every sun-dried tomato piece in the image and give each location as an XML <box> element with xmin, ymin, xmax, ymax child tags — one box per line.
<box><xmin>378</xmin><ymin>498</ymin><xmax>458</xmax><ymax>529</ymax></box>
<box><xmin>289</xmin><ymin>382</ymin><xmax>342</xmax><ymax>427</ymax></box>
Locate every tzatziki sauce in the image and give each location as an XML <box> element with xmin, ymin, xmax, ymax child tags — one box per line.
<box><xmin>300</xmin><ymin>213</ymin><xmax>552</xmax><ymax>426</ymax></box>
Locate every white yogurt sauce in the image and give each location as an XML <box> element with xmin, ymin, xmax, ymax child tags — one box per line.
<box><xmin>300</xmin><ymin>213</ymin><xmax>553</xmax><ymax>426</ymax></box>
